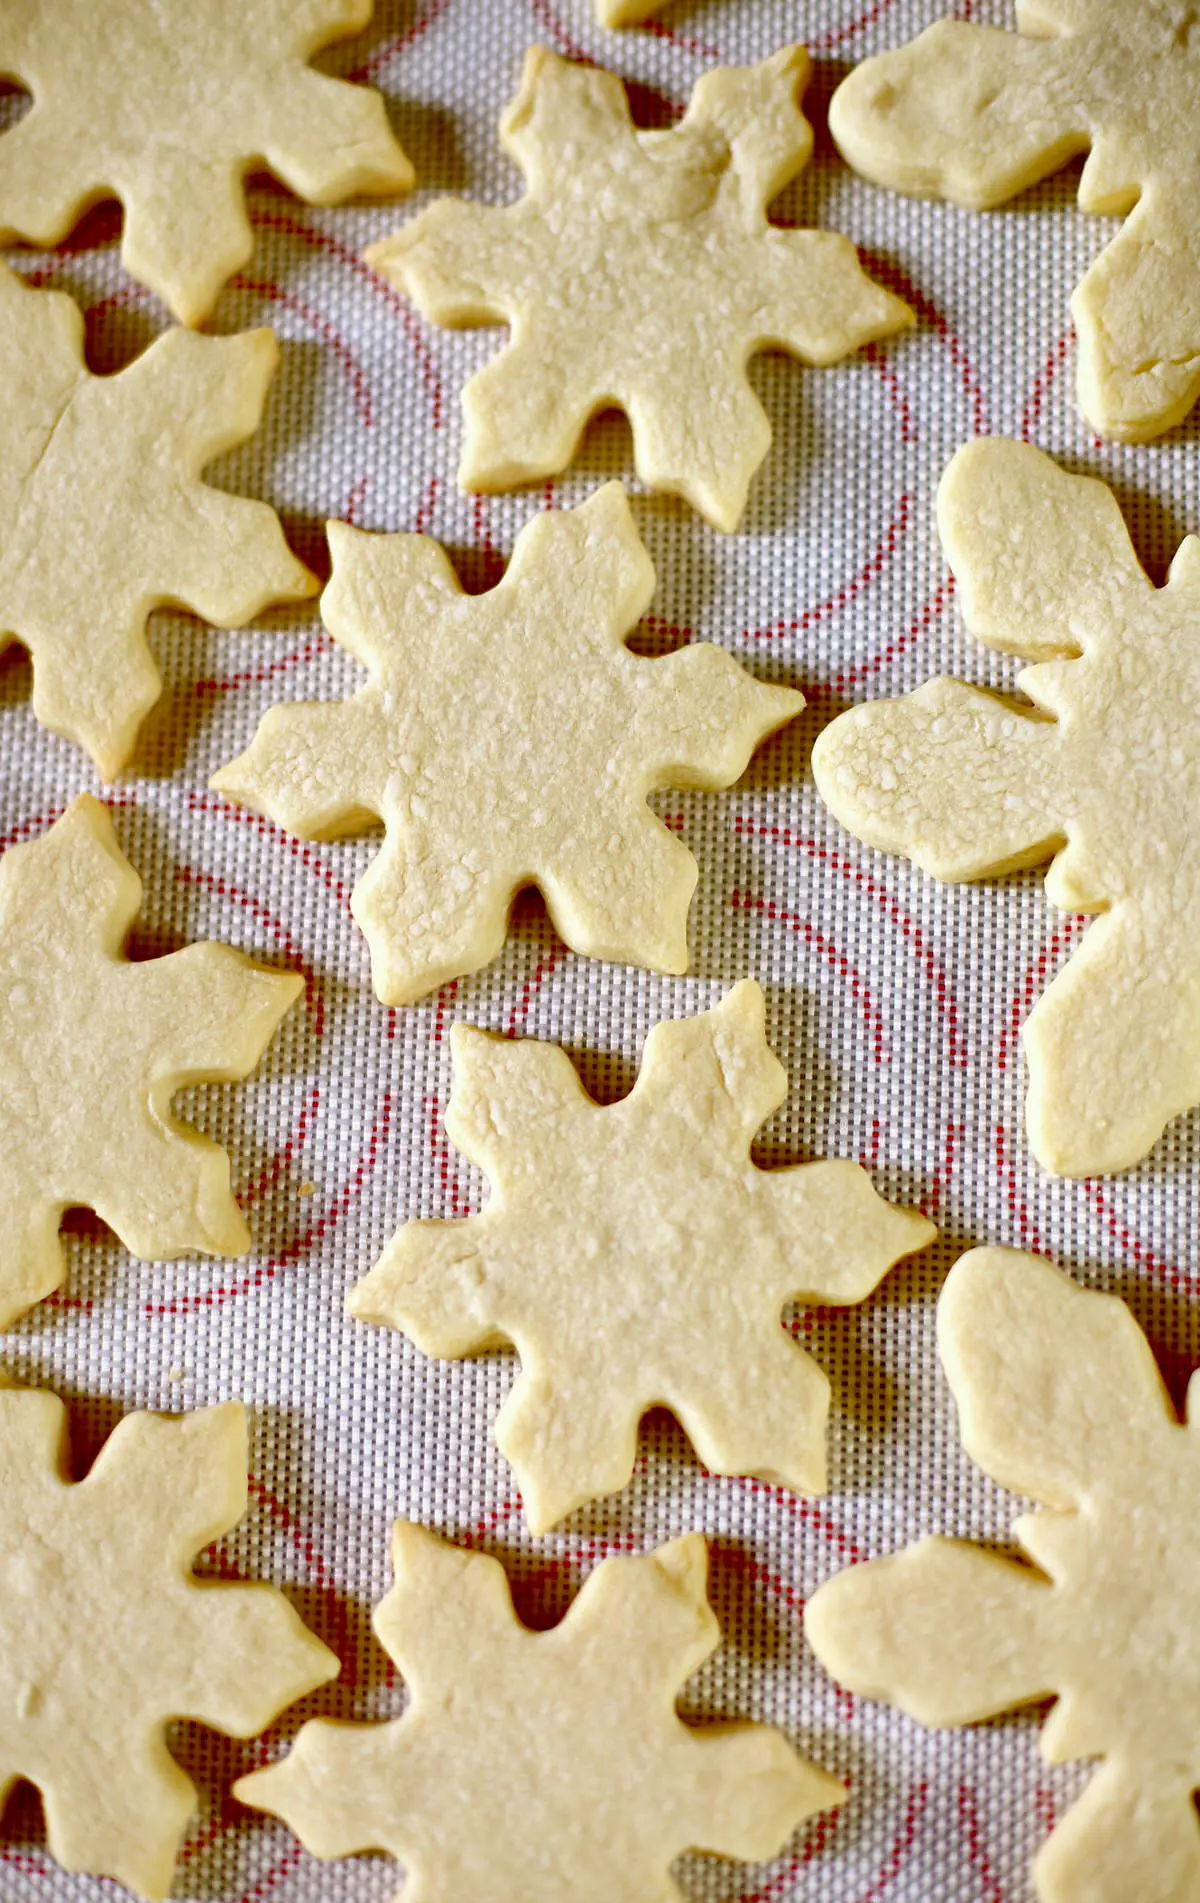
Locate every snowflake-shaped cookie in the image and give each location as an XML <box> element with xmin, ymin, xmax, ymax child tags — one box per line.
<box><xmin>0</xmin><ymin>0</ymin><xmax>413</xmax><ymax>326</ymax></box>
<box><xmin>807</xmin><ymin>1247</ymin><xmax>1200</xmax><ymax>1903</ymax></box>
<box><xmin>366</xmin><ymin>46</ymin><xmax>911</xmax><ymax>530</ymax></box>
<box><xmin>238</xmin><ymin>1525</ymin><xmax>842</xmax><ymax>1898</ymax></box>
<box><xmin>351</xmin><ymin>982</ymin><xmax>934</xmax><ymax>1533</ymax></box>
<box><xmin>813</xmin><ymin>437</ymin><xmax>1200</xmax><ymax>1178</ymax></box>
<box><xmin>830</xmin><ymin>1</ymin><xmax>1200</xmax><ymax>440</ymax></box>
<box><xmin>213</xmin><ymin>484</ymin><xmax>802</xmax><ymax>1003</ymax></box>
<box><xmin>0</xmin><ymin>1388</ymin><xmax>336</xmax><ymax>1899</ymax></box>
<box><xmin>0</xmin><ymin>796</ymin><xmax>302</xmax><ymax>1327</ymax></box>
<box><xmin>0</xmin><ymin>265</ymin><xmax>314</xmax><ymax>779</ymax></box>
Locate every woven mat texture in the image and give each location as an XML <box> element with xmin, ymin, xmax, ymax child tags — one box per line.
<box><xmin>2</xmin><ymin>1</ymin><xmax>1197</xmax><ymax>1898</ymax></box>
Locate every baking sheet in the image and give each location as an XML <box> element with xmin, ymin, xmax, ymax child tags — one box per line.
<box><xmin>2</xmin><ymin>1</ymin><xmax>1198</xmax><ymax>1897</ymax></box>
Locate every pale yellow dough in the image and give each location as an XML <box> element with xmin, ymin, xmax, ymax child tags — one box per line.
<box><xmin>213</xmin><ymin>484</ymin><xmax>803</xmax><ymax>1004</ymax></box>
<box><xmin>807</xmin><ymin>1246</ymin><xmax>1200</xmax><ymax>1903</ymax></box>
<box><xmin>829</xmin><ymin>1</ymin><xmax>1200</xmax><ymax>441</ymax></box>
<box><xmin>596</xmin><ymin>0</ymin><xmax>672</xmax><ymax>22</ymax></box>
<box><xmin>0</xmin><ymin>1389</ymin><xmax>336</xmax><ymax>1899</ymax></box>
<box><xmin>813</xmin><ymin>437</ymin><xmax>1200</xmax><ymax>1179</ymax></box>
<box><xmin>0</xmin><ymin>265</ymin><xmax>315</xmax><ymax>779</ymax></box>
<box><xmin>366</xmin><ymin>46</ymin><xmax>911</xmax><ymax>531</ymax></box>
<box><xmin>0</xmin><ymin>796</ymin><xmax>303</xmax><ymax>1327</ymax></box>
<box><xmin>237</xmin><ymin>1525</ymin><xmax>842</xmax><ymax>1899</ymax></box>
<box><xmin>351</xmin><ymin>981</ymin><xmax>934</xmax><ymax>1533</ymax></box>
<box><xmin>0</xmin><ymin>0</ymin><xmax>413</xmax><ymax>326</ymax></box>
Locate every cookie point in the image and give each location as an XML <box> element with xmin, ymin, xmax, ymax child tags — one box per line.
<box><xmin>230</xmin><ymin>1771</ymin><xmax>261</xmax><ymax>1810</ymax></box>
<box><xmin>207</xmin><ymin>762</ymin><xmax>241</xmax><ymax>800</ymax></box>
<box><xmin>448</xmin><ymin>1019</ymin><xmax>493</xmax><ymax>1060</ymax></box>
<box><xmin>655</xmin><ymin>1530</ymin><xmax>710</xmax><ymax>1592</ymax></box>
<box><xmin>770</xmin><ymin>42</ymin><xmax>812</xmax><ymax>90</ymax></box>
<box><xmin>271</xmin><ymin>966</ymin><xmax>307</xmax><ymax>1010</ymax></box>
<box><xmin>723</xmin><ymin>975</ymin><xmax>767</xmax><ymax>1012</ymax></box>
<box><xmin>240</xmin><ymin>325</ymin><xmax>281</xmax><ymax>366</ymax></box>
<box><xmin>938</xmin><ymin>1245</ymin><xmax>1043</xmax><ymax>1337</ymax></box>
<box><xmin>910</xmin><ymin>1209</ymin><xmax>940</xmax><ymax>1253</ymax></box>
<box><xmin>201</xmin><ymin>1398</ymin><xmax>250</xmax><ymax>1439</ymax></box>
<box><xmin>63</xmin><ymin>790</ymin><xmax>111</xmax><ymax>829</ymax></box>
<box><xmin>362</xmin><ymin>234</ymin><xmax>395</xmax><ymax>272</ymax></box>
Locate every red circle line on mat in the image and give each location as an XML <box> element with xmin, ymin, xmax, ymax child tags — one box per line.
<box><xmin>745</xmin><ymin>1781</ymin><xmax>932</xmax><ymax>1903</ymax></box>
<box><xmin>993</xmin><ymin>1122</ymin><xmax>1043</xmax><ymax>1256</ymax></box>
<box><xmin>229</xmin><ymin>271</ymin><xmax>375</xmax><ymax>429</ymax></box>
<box><xmin>642</xmin><ymin>14</ymin><xmax>723</xmax><ymax>60</ymax></box>
<box><xmin>502</xmin><ymin>939</ymin><xmax>570</xmax><ymax>1039</ymax></box>
<box><xmin>730</xmin><ymin>888</ymin><xmax>890</xmax><ymax>1064</ymax></box>
<box><xmin>17</xmin><ymin>179</ymin><xmax>445</xmax><ymax>436</ymax></box>
<box><xmin>194</xmin><ymin>624</ymin><xmax>333</xmax><ymax>700</ymax></box>
<box><xmin>20</xmin><ymin>259</ymin><xmax>377</xmax><ymax>437</ymax></box>
<box><xmin>734</xmin><ymin>819</ymin><xmax>967</xmax><ymax>1071</ymax></box>
<box><xmin>636</xmin><ymin>343</ymin><xmax>920</xmax><ymax>652</ymax></box>
<box><xmin>860</xmin><ymin>252</ymin><xmax>990</xmax><ymax>440</ymax></box>
<box><xmin>43</xmin><ymin>1095</ymin><xmax>393</xmax><ymax>1322</ymax></box>
<box><xmin>740</xmin><ymin>1802</ymin><xmax>847</xmax><ymax>1903</ymax></box>
<box><xmin>460</xmin><ymin>1451</ymin><xmax>869</xmax><ymax>1580</ymax></box>
<box><xmin>996</xmin><ymin>916</ymin><xmax>1088</xmax><ymax>1073</ymax></box>
<box><xmin>346</xmin><ymin>0</ymin><xmax>456</xmax><ymax>83</ymax></box>
<box><xmin>1083</xmin><ymin>1184</ymin><xmax>1197</xmax><ymax>1293</ymax></box>
<box><xmin>1020</xmin><ymin>325</ymin><xmax>1075</xmax><ymax>444</ymax></box>
<box><xmin>810</xmin><ymin>0</ymin><xmax>913</xmax><ymax>54</ymax></box>
<box><xmin>0</xmin><ymin>794</ymin><xmax>134</xmax><ymax>853</ymax></box>
<box><xmin>741</xmin><ymin>493</ymin><xmax>914</xmax><ymax>647</ymax></box>
<box><xmin>528</xmin><ymin>0</ymin><xmax>590</xmax><ymax>60</ymax></box>
<box><xmin>956</xmin><ymin>1783</ymin><xmax>1009</xmax><ymax>1903</ymax></box>
<box><xmin>251</xmin><ymin>206</ymin><xmax>444</xmax><ymax>432</ymax></box>
<box><xmin>824</xmin><ymin>572</ymin><xmax>957</xmax><ymax>693</ymax></box>
<box><xmin>183</xmin><ymin>794</ymin><xmax>355</xmax><ymax>912</ymax></box>
<box><xmin>240</xmin><ymin>1086</ymin><xmax>321</xmax><ymax>1211</ymax></box>
<box><xmin>143</xmin><ymin>1093</ymin><xmax>393</xmax><ymax>1318</ymax></box>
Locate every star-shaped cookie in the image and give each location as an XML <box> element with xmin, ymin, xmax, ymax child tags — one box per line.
<box><xmin>213</xmin><ymin>484</ymin><xmax>802</xmax><ymax>1003</ymax></box>
<box><xmin>0</xmin><ymin>796</ymin><xmax>302</xmax><ymax>1326</ymax></box>
<box><xmin>351</xmin><ymin>982</ymin><xmax>934</xmax><ymax>1532</ymax></box>
<box><xmin>238</xmin><ymin>1526</ymin><xmax>842</xmax><ymax>1899</ymax></box>
<box><xmin>0</xmin><ymin>0</ymin><xmax>413</xmax><ymax>325</ymax></box>
<box><xmin>0</xmin><ymin>264</ymin><xmax>315</xmax><ymax>778</ymax></box>
<box><xmin>0</xmin><ymin>1389</ymin><xmax>336</xmax><ymax>1899</ymax></box>
<box><xmin>367</xmin><ymin>45</ymin><xmax>911</xmax><ymax>529</ymax></box>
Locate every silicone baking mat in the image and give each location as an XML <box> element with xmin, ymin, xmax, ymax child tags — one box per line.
<box><xmin>1</xmin><ymin>1</ymin><xmax>1197</xmax><ymax>1897</ymax></box>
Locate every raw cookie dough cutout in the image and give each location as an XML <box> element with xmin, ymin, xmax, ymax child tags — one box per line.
<box><xmin>237</xmin><ymin>1526</ymin><xmax>843</xmax><ymax>1898</ymax></box>
<box><xmin>213</xmin><ymin>484</ymin><xmax>803</xmax><ymax>1003</ymax></box>
<box><xmin>0</xmin><ymin>264</ymin><xmax>315</xmax><ymax>779</ymax></box>
<box><xmin>813</xmin><ymin>437</ymin><xmax>1200</xmax><ymax>1178</ymax></box>
<box><xmin>0</xmin><ymin>1390</ymin><xmax>336</xmax><ymax>1899</ymax></box>
<box><xmin>351</xmin><ymin>981</ymin><xmax>934</xmax><ymax>1533</ymax></box>
<box><xmin>0</xmin><ymin>0</ymin><xmax>413</xmax><ymax>326</ymax></box>
<box><xmin>0</xmin><ymin>796</ymin><xmax>303</xmax><ymax>1327</ymax></box>
<box><xmin>366</xmin><ymin>45</ymin><xmax>911</xmax><ymax>530</ymax></box>
<box><xmin>830</xmin><ymin>1</ymin><xmax>1200</xmax><ymax>440</ymax></box>
<box><xmin>807</xmin><ymin>1246</ymin><xmax>1200</xmax><ymax>1903</ymax></box>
